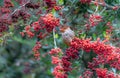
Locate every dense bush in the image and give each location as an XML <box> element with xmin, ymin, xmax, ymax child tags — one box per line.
<box><xmin>0</xmin><ymin>0</ymin><xmax>120</xmax><ymax>78</ymax></box>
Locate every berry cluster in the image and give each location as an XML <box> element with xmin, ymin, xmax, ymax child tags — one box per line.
<box><xmin>21</xmin><ymin>13</ymin><xmax>60</xmax><ymax>38</ymax></box>
<box><xmin>80</xmin><ymin>0</ymin><xmax>92</xmax><ymax>4</ymax></box>
<box><xmin>96</xmin><ymin>68</ymin><xmax>120</xmax><ymax>78</ymax></box>
<box><xmin>0</xmin><ymin>25</ymin><xmax>8</xmax><ymax>33</ymax></box>
<box><xmin>89</xmin><ymin>14</ymin><xmax>102</xmax><ymax>26</ymax></box>
<box><xmin>25</xmin><ymin>2</ymin><xmax>40</xmax><ymax>9</ymax></box>
<box><xmin>0</xmin><ymin>0</ymin><xmax>40</xmax><ymax>34</ymax></box>
<box><xmin>79</xmin><ymin>70</ymin><xmax>93</xmax><ymax>78</ymax></box>
<box><xmin>102</xmin><ymin>22</ymin><xmax>113</xmax><ymax>41</ymax></box>
<box><xmin>32</xmin><ymin>21</ymin><xmax>41</xmax><ymax>32</ymax></box>
<box><xmin>54</xmin><ymin>6</ymin><xmax>62</xmax><ymax>11</ymax></box>
<box><xmin>61</xmin><ymin>37</ymin><xmax>120</xmax><ymax>77</ymax></box>
<box><xmin>44</xmin><ymin>0</ymin><xmax>56</xmax><ymax>8</ymax></box>
<box><xmin>0</xmin><ymin>0</ymin><xmax>14</xmax><ymax>33</ymax></box>
<box><xmin>32</xmin><ymin>41</ymin><xmax>41</xmax><ymax>60</ymax></box>
<box><xmin>20</xmin><ymin>25</ymin><xmax>34</xmax><ymax>38</ymax></box>
<box><xmin>12</xmin><ymin>10</ymin><xmax>31</xmax><ymax>22</ymax></box>
<box><xmin>49</xmin><ymin>48</ymin><xmax>68</xmax><ymax>78</ymax></box>
<box><xmin>112</xmin><ymin>6</ymin><xmax>119</xmax><ymax>10</ymax></box>
<box><xmin>106</xmin><ymin>22</ymin><xmax>113</xmax><ymax>33</ymax></box>
<box><xmin>40</xmin><ymin>13</ymin><xmax>60</xmax><ymax>32</ymax></box>
<box><xmin>61</xmin><ymin>38</ymin><xmax>91</xmax><ymax>74</ymax></box>
<box><xmin>4</xmin><ymin>0</ymin><xmax>14</xmax><ymax>8</ymax></box>
<box><xmin>20</xmin><ymin>13</ymin><xmax>60</xmax><ymax>60</ymax></box>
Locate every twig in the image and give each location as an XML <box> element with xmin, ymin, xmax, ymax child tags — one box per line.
<box><xmin>100</xmin><ymin>7</ymin><xmax>106</xmax><ymax>14</ymax></box>
<box><xmin>53</xmin><ymin>28</ymin><xmax>57</xmax><ymax>48</ymax></box>
<box><xmin>94</xmin><ymin>5</ymin><xmax>99</xmax><ymax>14</ymax></box>
<box><xmin>8</xmin><ymin>0</ymin><xmax>31</xmax><ymax>18</ymax></box>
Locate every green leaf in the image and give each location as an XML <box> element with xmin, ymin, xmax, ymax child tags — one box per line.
<box><xmin>103</xmin><ymin>31</ymin><xmax>106</xmax><ymax>37</ymax></box>
<box><xmin>55</xmin><ymin>34</ymin><xmax>58</xmax><ymax>38</ymax></box>
<box><xmin>80</xmin><ymin>33</ymin><xmax>86</xmax><ymax>39</ymax></box>
<box><xmin>51</xmin><ymin>9</ymin><xmax>56</xmax><ymax>15</ymax></box>
<box><xmin>92</xmin><ymin>33</ymin><xmax>97</xmax><ymax>40</ymax></box>
<box><xmin>58</xmin><ymin>0</ymin><xmax>64</xmax><ymax>5</ymax></box>
<box><xmin>0</xmin><ymin>39</ymin><xmax>3</xmax><ymax>43</ymax></box>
